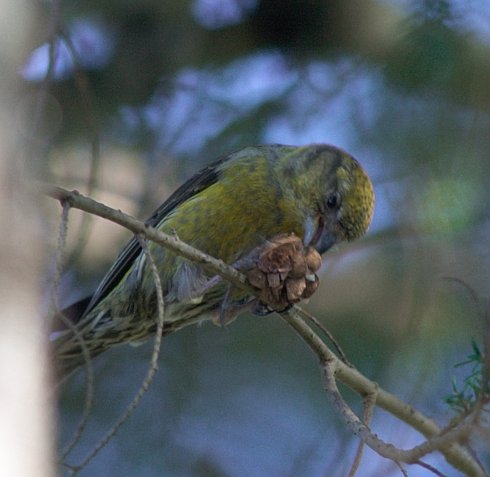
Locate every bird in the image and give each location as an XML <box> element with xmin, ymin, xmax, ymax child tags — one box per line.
<box><xmin>53</xmin><ymin>144</ymin><xmax>375</xmax><ymax>377</ymax></box>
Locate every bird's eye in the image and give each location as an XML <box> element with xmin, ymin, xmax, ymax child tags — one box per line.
<box><xmin>326</xmin><ymin>193</ymin><xmax>340</xmax><ymax>209</ymax></box>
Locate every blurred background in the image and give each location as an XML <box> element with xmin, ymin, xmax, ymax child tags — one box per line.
<box><xmin>19</xmin><ymin>0</ymin><xmax>490</xmax><ymax>475</ymax></box>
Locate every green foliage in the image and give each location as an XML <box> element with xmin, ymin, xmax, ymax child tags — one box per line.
<box><xmin>416</xmin><ymin>176</ymin><xmax>483</xmax><ymax>234</ymax></box>
<box><xmin>446</xmin><ymin>338</ymin><xmax>489</xmax><ymax>413</ymax></box>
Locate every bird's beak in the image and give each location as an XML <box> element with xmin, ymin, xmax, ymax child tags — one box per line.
<box><xmin>305</xmin><ymin>215</ymin><xmax>337</xmax><ymax>255</ymax></box>
<box><xmin>314</xmin><ymin>229</ymin><xmax>336</xmax><ymax>255</ymax></box>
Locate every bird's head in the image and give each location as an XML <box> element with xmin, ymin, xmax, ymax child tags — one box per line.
<box><xmin>278</xmin><ymin>144</ymin><xmax>375</xmax><ymax>255</ymax></box>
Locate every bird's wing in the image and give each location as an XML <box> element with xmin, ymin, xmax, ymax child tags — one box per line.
<box><xmin>81</xmin><ymin>157</ymin><xmax>226</xmax><ymax>317</ymax></box>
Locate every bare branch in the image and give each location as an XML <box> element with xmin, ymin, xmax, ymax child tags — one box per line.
<box><xmin>45</xmin><ymin>185</ymin><xmax>487</xmax><ymax>476</ymax></box>
<box><xmin>281</xmin><ymin>309</ymin><xmax>486</xmax><ymax>477</ymax></box>
<box><xmin>295</xmin><ymin>306</ymin><xmax>352</xmax><ymax>366</ymax></box>
<box><xmin>348</xmin><ymin>383</ymin><xmax>378</xmax><ymax>477</ymax></box>
<box><xmin>55</xmin><ymin>205</ymin><xmax>96</xmax><ymax>461</ymax></box>
<box><xmin>415</xmin><ymin>460</ymin><xmax>448</xmax><ymax>476</ymax></box>
<box><xmin>43</xmin><ymin>184</ymin><xmax>249</xmax><ymax>292</ymax></box>
<box><xmin>66</xmin><ymin>236</ymin><xmax>166</xmax><ymax>474</ymax></box>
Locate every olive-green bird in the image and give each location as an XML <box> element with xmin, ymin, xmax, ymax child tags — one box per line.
<box><xmin>53</xmin><ymin>144</ymin><xmax>374</xmax><ymax>377</ymax></box>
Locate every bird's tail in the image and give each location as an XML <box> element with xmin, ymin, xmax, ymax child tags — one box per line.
<box><xmin>50</xmin><ymin>295</ymin><xmax>185</xmax><ymax>380</ymax></box>
<box><xmin>51</xmin><ymin>288</ymin><xmax>232</xmax><ymax>380</ymax></box>
<box><xmin>50</xmin><ymin>296</ymin><xmax>105</xmax><ymax>380</ymax></box>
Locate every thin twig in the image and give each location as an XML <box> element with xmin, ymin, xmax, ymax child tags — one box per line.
<box><xmin>414</xmin><ymin>460</ymin><xmax>448</xmax><ymax>476</ymax></box>
<box><xmin>394</xmin><ymin>460</ymin><xmax>409</xmax><ymax>477</ymax></box>
<box><xmin>58</xmin><ymin>312</ymin><xmax>95</xmax><ymax>460</ymax></box>
<box><xmin>348</xmin><ymin>384</ymin><xmax>378</xmax><ymax>477</ymax></box>
<box><xmin>48</xmin><ymin>200</ymin><xmax>70</xmax><ymax>328</ymax></box>
<box><xmin>50</xmin><ymin>203</ymin><xmax>95</xmax><ymax>460</ymax></box>
<box><xmin>296</xmin><ymin>307</ymin><xmax>351</xmax><ymax>366</ymax></box>
<box><xmin>66</xmin><ymin>235</ymin><xmax>166</xmax><ymax>474</ymax></box>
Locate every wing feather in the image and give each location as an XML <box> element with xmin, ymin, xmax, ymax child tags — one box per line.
<box><xmin>81</xmin><ymin>157</ymin><xmax>225</xmax><ymax>316</ymax></box>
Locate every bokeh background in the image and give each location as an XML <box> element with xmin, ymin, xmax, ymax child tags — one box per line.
<box><xmin>21</xmin><ymin>0</ymin><xmax>490</xmax><ymax>475</ymax></box>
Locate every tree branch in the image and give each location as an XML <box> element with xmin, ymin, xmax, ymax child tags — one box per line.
<box><xmin>44</xmin><ymin>185</ymin><xmax>486</xmax><ymax>477</ymax></box>
<box><xmin>44</xmin><ymin>184</ymin><xmax>248</xmax><ymax>291</ymax></box>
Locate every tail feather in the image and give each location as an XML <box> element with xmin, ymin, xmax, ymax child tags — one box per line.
<box><xmin>51</xmin><ymin>296</ymin><xmax>92</xmax><ymax>331</ymax></box>
<box><xmin>51</xmin><ymin>288</ymin><xmax>230</xmax><ymax>380</ymax></box>
<box><xmin>50</xmin><ymin>296</ymin><xmax>97</xmax><ymax>380</ymax></box>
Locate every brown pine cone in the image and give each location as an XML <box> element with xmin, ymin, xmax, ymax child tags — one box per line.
<box><xmin>245</xmin><ymin>234</ymin><xmax>321</xmax><ymax>311</ymax></box>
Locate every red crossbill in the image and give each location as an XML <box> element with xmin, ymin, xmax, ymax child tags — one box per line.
<box><xmin>54</xmin><ymin>144</ymin><xmax>374</xmax><ymax>376</ymax></box>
